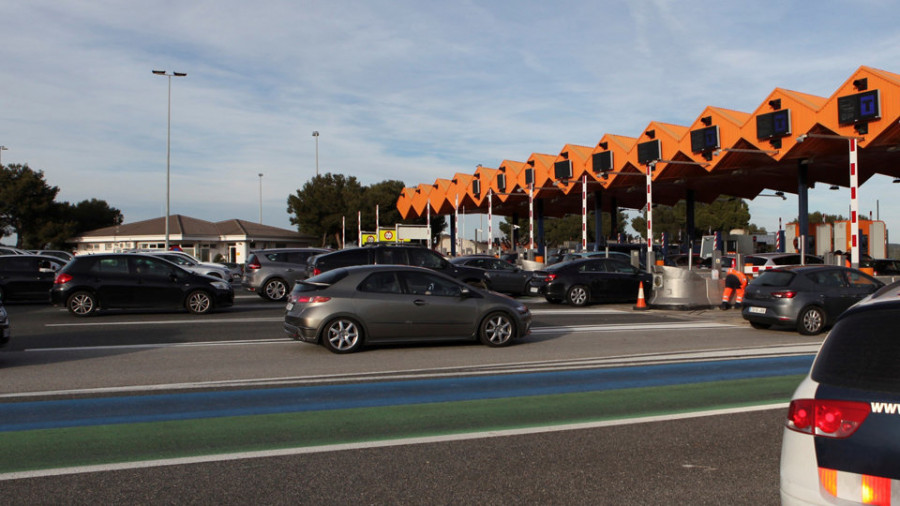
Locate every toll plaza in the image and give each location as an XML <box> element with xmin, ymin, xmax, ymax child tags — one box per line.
<box><xmin>395</xmin><ymin>66</ymin><xmax>900</xmax><ymax>308</ymax></box>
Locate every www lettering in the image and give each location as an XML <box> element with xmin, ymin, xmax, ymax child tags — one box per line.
<box><xmin>870</xmin><ymin>402</ymin><xmax>900</xmax><ymax>414</ymax></box>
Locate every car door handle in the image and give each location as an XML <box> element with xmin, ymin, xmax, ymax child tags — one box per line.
<box><xmin>414</xmin><ymin>299</ymin><xmax>427</xmax><ymax>306</ymax></box>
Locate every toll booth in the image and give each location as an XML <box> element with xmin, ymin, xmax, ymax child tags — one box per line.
<box><xmin>815</xmin><ymin>223</ymin><xmax>833</xmax><ymax>256</ymax></box>
<box><xmin>833</xmin><ymin>219</ymin><xmax>887</xmax><ymax>259</ymax></box>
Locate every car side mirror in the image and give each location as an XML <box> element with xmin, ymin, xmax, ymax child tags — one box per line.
<box><xmin>460</xmin><ymin>287</ymin><xmax>472</xmax><ymax>298</ymax></box>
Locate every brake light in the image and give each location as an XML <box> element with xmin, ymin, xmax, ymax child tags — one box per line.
<box><xmin>787</xmin><ymin>399</ymin><xmax>870</xmax><ymax>438</ymax></box>
<box><xmin>313</xmin><ymin>267</ymin><xmax>321</xmax><ymax>276</ymax></box>
<box><xmin>771</xmin><ymin>290</ymin><xmax>796</xmax><ymax>298</ymax></box>
<box><xmin>54</xmin><ymin>273</ymin><xmax>72</xmax><ymax>285</ymax></box>
<box><xmin>247</xmin><ymin>259</ymin><xmax>261</xmax><ymax>270</ymax></box>
<box><xmin>543</xmin><ymin>273</ymin><xmax>557</xmax><ymax>282</ymax></box>
<box><xmin>289</xmin><ymin>295</ymin><xmax>330</xmax><ymax>304</ymax></box>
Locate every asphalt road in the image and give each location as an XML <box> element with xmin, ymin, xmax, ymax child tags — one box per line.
<box><xmin>0</xmin><ymin>293</ymin><xmax>818</xmax><ymax>504</ymax></box>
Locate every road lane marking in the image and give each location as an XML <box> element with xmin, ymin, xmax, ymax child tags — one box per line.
<box><xmin>0</xmin><ymin>403</ymin><xmax>787</xmax><ymax>481</ymax></box>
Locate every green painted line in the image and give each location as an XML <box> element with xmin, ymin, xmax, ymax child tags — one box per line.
<box><xmin>0</xmin><ymin>375</ymin><xmax>803</xmax><ymax>473</ymax></box>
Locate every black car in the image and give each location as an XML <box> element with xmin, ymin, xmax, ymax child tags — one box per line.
<box><xmin>0</xmin><ymin>254</ymin><xmax>68</xmax><ymax>302</ymax></box>
<box><xmin>860</xmin><ymin>258</ymin><xmax>900</xmax><ymax>276</ymax></box>
<box><xmin>0</xmin><ymin>301</ymin><xmax>9</xmax><ymax>349</ymax></box>
<box><xmin>50</xmin><ymin>253</ymin><xmax>234</xmax><ymax>316</ymax></box>
<box><xmin>449</xmin><ymin>255</ymin><xmax>535</xmax><ymax>295</ymax></box>
<box><xmin>529</xmin><ymin>257</ymin><xmax>653</xmax><ymax>306</ymax></box>
<box><xmin>307</xmin><ymin>244</ymin><xmax>489</xmax><ymax>287</ymax></box>
<box><xmin>741</xmin><ymin>265</ymin><xmax>883</xmax><ymax>335</ymax></box>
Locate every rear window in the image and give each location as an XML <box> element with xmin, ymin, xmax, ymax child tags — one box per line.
<box><xmin>749</xmin><ymin>270</ymin><xmax>794</xmax><ymax>286</ymax></box>
<box><xmin>812</xmin><ymin>306</ymin><xmax>900</xmax><ymax>393</ymax></box>
<box><xmin>318</xmin><ymin>249</ymin><xmax>369</xmax><ymax>270</ymax></box>
<box><xmin>296</xmin><ymin>269</ymin><xmax>349</xmax><ymax>292</ymax></box>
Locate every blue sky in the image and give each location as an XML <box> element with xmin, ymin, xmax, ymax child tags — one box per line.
<box><xmin>3</xmin><ymin>0</ymin><xmax>900</xmax><ymax>241</ymax></box>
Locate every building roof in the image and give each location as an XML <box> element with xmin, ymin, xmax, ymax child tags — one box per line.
<box><xmin>73</xmin><ymin>215</ymin><xmax>314</xmax><ymax>242</ymax></box>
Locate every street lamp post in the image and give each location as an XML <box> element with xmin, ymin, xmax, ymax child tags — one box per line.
<box><xmin>258</xmin><ymin>173</ymin><xmax>264</xmax><ymax>224</ymax></box>
<box><xmin>0</xmin><ymin>146</ymin><xmax>7</xmax><ymax>166</ymax></box>
<box><xmin>152</xmin><ymin>70</ymin><xmax>187</xmax><ymax>250</ymax></box>
<box><xmin>312</xmin><ymin>131</ymin><xmax>319</xmax><ymax>177</ymax></box>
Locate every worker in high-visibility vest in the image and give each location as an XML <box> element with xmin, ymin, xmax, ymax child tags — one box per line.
<box><xmin>721</xmin><ymin>266</ymin><xmax>748</xmax><ymax>310</ymax></box>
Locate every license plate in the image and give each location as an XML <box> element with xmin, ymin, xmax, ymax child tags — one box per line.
<box><xmin>285</xmin><ymin>303</ymin><xmax>294</xmax><ymax>311</ymax></box>
<box><xmin>748</xmin><ymin>306</ymin><xmax>766</xmax><ymax>314</ymax></box>
<box><xmin>529</xmin><ymin>286</ymin><xmax>539</xmax><ymax>294</ymax></box>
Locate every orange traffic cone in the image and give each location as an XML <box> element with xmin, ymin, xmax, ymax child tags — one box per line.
<box><xmin>633</xmin><ymin>281</ymin><xmax>648</xmax><ymax>311</ymax></box>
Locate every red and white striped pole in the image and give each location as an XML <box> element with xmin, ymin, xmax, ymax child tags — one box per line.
<box><xmin>529</xmin><ymin>183</ymin><xmax>535</xmax><ymax>251</ymax></box>
<box><xmin>646</xmin><ymin>162</ymin><xmax>654</xmax><ymax>269</ymax></box>
<box><xmin>849</xmin><ymin>139</ymin><xmax>860</xmax><ymax>267</ymax></box>
<box><xmin>357</xmin><ymin>210</ymin><xmax>361</xmax><ymax>246</ymax></box>
<box><xmin>487</xmin><ymin>190</ymin><xmax>493</xmax><ymax>255</ymax></box>
<box><xmin>582</xmin><ymin>175</ymin><xmax>587</xmax><ymax>251</ymax></box>
<box><xmin>454</xmin><ymin>194</ymin><xmax>460</xmax><ymax>256</ymax></box>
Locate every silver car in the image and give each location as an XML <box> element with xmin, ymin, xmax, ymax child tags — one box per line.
<box><xmin>140</xmin><ymin>251</ymin><xmax>233</xmax><ymax>282</ymax></box>
<box><xmin>243</xmin><ymin>248</ymin><xmax>330</xmax><ymax>301</ymax></box>
<box><xmin>283</xmin><ymin>265</ymin><xmax>532</xmax><ymax>353</ymax></box>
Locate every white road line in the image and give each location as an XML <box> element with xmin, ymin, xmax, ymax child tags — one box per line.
<box><xmin>24</xmin><ymin>338</ymin><xmax>293</xmax><ymax>353</ymax></box>
<box><xmin>45</xmin><ymin>317</ymin><xmax>284</xmax><ymax>327</ymax></box>
<box><xmin>0</xmin><ymin>403</ymin><xmax>788</xmax><ymax>482</ymax></box>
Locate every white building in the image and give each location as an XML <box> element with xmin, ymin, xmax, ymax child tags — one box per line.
<box><xmin>69</xmin><ymin>214</ymin><xmax>316</xmax><ymax>264</ymax></box>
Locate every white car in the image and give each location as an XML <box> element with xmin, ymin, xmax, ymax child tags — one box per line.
<box><xmin>780</xmin><ymin>281</ymin><xmax>900</xmax><ymax>504</ymax></box>
<box><xmin>139</xmin><ymin>251</ymin><xmax>233</xmax><ymax>282</ymax></box>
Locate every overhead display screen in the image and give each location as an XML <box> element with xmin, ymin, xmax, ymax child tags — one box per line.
<box><xmin>525</xmin><ymin>168</ymin><xmax>534</xmax><ymax>186</ymax></box>
<box><xmin>592</xmin><ymin>151</ymin><xmax>613</xmax><ymax>174</ymax></box>
<box><xmin>756</xmin><ymin>109</ymin><xmax>791</xmax><ymax>139</ymax></box>
<box><xmin>690</xmin><ymin>125</ymin><xmax>720</xmax><ymax>153</ymax></box>
<box><xmin>838</xmin><ymin>90</ymin><xmax>881</xmax><ymax>124</ymax></box>
<box><xmin>497</xmin><ymin>173</ymin><xmax>506</xmax><ymax>192</ymax></box>
<box><xmin>637</xmin><ymin>140</ymin><xmax>660</xmax><ymax>165</ymax></box>
<box><xmin>554</xmin><ymin>159</ymin><xmax>573</xmax><ymax>180</ymax></box>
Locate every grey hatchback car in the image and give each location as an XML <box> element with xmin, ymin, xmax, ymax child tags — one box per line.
<box><xmin>741</xmin><ymin>265</ymin><xmax>883</xmax><ymax>335</ymax></box>
<box><xmin>283</xmin><ymin>265</ymin><xmax>532</xmax><ymax>353</ymax></box>
<box><xmin>243</xmin><ymin>248</ymin><xmax>330</xmax><ymax>301</ymax></box>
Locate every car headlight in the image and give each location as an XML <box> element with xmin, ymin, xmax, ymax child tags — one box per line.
<box><xmin>515</xmin><ymin>303</ymin><xmax>529</xmax><ymax>315</ymax></box>
<box><xmin>210</xmin><ymin>281</ymin><xmax>230</xmax><ymax>290</ymax></box>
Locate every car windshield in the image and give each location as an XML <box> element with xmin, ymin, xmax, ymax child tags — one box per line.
<box><xmin>749</xmin><ymin>271</ymin><xmax>794</xmax><ymax>286</ymax></box>
<box><xmin>812</xmin><ymin>306</ymin><xmax>900</xmax><ymax>393</ymax></box>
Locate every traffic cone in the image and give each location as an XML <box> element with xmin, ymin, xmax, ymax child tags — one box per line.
<box><xmin>633</xmin><ymin>281</ymin><xmax>648</xmax><ymax>311</ymax></box>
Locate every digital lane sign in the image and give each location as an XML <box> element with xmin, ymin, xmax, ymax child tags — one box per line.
<box><xmin>838</xmin><ymin>90</ymin><xmax>880</xmax><ymax>124</ymax></box>
<box><xmin>757</xmin><ymin>109</ymin><xmax>791</xmax><ymax>139</ymax></box>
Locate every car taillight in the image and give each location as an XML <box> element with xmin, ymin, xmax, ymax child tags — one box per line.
<box><xmin>247</xmin><ymin>260</ymin><xmax>261</xmax><ymax>270</ymax></box>
<box><xmin>54</xmin><ymin>273</ymin><xmax>72</xmax><ymax>285</ymax></box>
<box><xmin>786</xmin><ymin>399</ymin><xmax>870</xmax><ymax>438</ymax></box>
<box><xmin>313</xmin><ymin>267</ymin><xmax>321</xmax><ymax>276</ymax></box>
<box><xmin>543</xmin><ymin>273</ymin><xmax>557</xmax><ymax>282</ymax></box>
<box><xmin>771</xmin><ymin>290</ymin><xmax>796</xmax><ymax>298</ymax></box>
<box><xmin>289</xmin><ymin>295</ymin><xmax>331</xmax><ymax>304</ymax></box>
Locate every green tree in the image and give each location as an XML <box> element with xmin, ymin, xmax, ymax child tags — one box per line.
<box><xmin>0</xmin><ymin>164</ymin><xmax>60</xmax><ymax>248</ymax></box>
<box><xmin>498</xmin><ymin>211</ymin><xmax>627</xmax><ymax>249</ymax></box>
<box><xmin>630</xmin><ymin>197</ymin><xmax>759</xmax><ymax>242</ymax></box>
<box><xmin>287</xmin><ymin>173</ymin><xmax>364</xmax><ymax>248</ymax></box>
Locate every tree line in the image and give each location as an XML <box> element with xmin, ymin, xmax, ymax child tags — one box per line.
<box><xmin>0</xmin><ymin>164</ymin><xmax>123</xmax><ymax>250</ymax></box>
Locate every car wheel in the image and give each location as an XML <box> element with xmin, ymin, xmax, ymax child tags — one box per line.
<box><xmin>322</xmin><ymin>317</ymin><xmax>363</xmax><ymax>353</ymax></box>
<box><xmin>186</xmin><ymin>290</ymin><xmax>213</xmax><ymax>314</ymax></box>
<box><xmin>749</xmin><ymin>321</ymin><xmax>772</xmax><ymax>330</ymax></box>
<box><xmin>263</xmin><ymin>278</ymin><xmax>289</xmax><ymax>301</ymax></box>
<box><xmin>479</xmin><ymin>312</ymin><xmax>515</xmax><ymax>347</ymax></box>
<box><xmin>797</xmin><ymin>306</ymin><xmax>825</xmax><ymax>335</ymax></box>
<box><xmin>67</xmin><ymin>291</ymin><xmax>97</xmax><ymax>316</ymax></box>
<box><xmin>567</xmin><ymin>285</ymin><xmax>589</xmax><ymax>306</ymax></box>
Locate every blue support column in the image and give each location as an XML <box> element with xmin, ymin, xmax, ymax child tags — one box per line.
<box><xmin>798</xmin><ymin>160</ymin><xmax>810</xmax><ymax>254</ymax></box>
<box><xmin>685</xmin><ymin>189</ymin><xmax>696</xmax><ymax>254</ymax></box>
<box><xmin>449</xmin><ymin>215</ymin><xmax>457</xmax><ymax>257</ymax></box>
<box><xmin>593</xmin><ymin>191</ymin><xmax>604</xmax><ymax>249</ymax></box>
<box><xmin>610</xmin><ymin>198</ymin><xmax>619</xmax><ymax>242</ymax></box>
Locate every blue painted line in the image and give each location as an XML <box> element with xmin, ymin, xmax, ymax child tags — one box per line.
<box><xmin>0</xmin><ymin>355</ymin><xmax>813</xmax><ymax>432</ymax></box>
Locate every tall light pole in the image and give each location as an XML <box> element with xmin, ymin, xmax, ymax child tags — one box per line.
<box><xmin>258</xmin><ymin>173</ymin><xmax>264</xmax><ymax>224</ymax></box>
<box><xmin>152</xmin><ymin>70</ymin><xmax>187</xmax><ymax>250</ymax></box>
<box><xmin>0</xmin><ymin>146</ymin><xmax>7</xmax><ymax>166</ymax></box>
<box><xmin>312</xmin><ymin>131</ymin><xmax>319</xmax><ymax>177</ymax></box>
